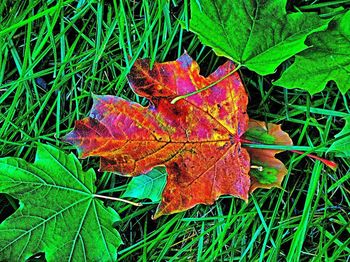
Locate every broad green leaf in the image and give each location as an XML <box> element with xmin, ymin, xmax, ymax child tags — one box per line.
<box><xmin>189</xmin><ymin>0</ymin><xmax>329</xmax><ymax>75</ymax></box>
<box><xmin>0</xmin><ymin>144</ymin><xmax>122</xmax><ymax>261</ymax></box>
<box><xmin>275</xmin><ymin>10</ymin><xmax>350</xmax><ymax>94</ymax></box>
<box><xmin>122</xmin><ymin>167</ymin><xmax>167</xmax><ymax>202</ymax></box>
<box><xmin>328</xmin><ymin>116</ymin><xmax>350</xmax><ymax>157</ymax></box>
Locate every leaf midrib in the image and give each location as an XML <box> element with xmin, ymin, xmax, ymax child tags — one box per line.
<box><xmin>75</xmin><ymin>137</ymin><xmax>233</xmax><ymax>143</ymax></box>
<box><xmin>243</xmin><ymin>19</ymin><xmax>322</xmax><ymax>66</ymax></box>
<box><xmin>68</xmin><ymin>198</ymin><xmax>92</xmax><ymax>262</ymax></box>
<box><xmin>43</xmin><ymin>147</ymin><xmax>91</xmax><ymax>193</ymax></box>
<box><xmin>92</xmin><ymin>201</ymin><xmax>114</xmax><ymax>261</ymax></box>
<box><xmin>1</xmin><ymin>180</ymin><xmax>91</xmax><ymax>196</ymax></box>
<box><xmin>0</xmin><ymin>197</ymin><xmax>92</xmax><ymax>253</ymax></box>
<box><xmin>241</xmin><ymin>0</ymin><xmax>259</xmax><ymax>62</ymax></box>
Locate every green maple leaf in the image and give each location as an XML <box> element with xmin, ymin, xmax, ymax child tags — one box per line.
<box><xmin>0</xmin><ymin>144</ymin><xmax>122</xmax><ymax>261</ymax></box>
<box><xmin>122</xmin><ymin>167</ymin><xmax>167</xmax><ymax>202</ymax></box>
<box><xmin>189</xmin><ymin>0</ymin><xmax>329</xmax><ymax>75</ymax></box>
<box><xmin>275</xmin><ymin>10</ymin><xmax>350</xmax><ymax>94</ymax></box>
<box><xmin>328</xmin><ymin>116</ymin><xmax>350</xmax><ymax>157</ymax></box>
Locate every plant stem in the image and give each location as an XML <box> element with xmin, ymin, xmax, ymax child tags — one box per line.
<box><xmin>290</xmin><ymin>150</ymin><xmax>338</xmax><ymax>170</ymax></box>
<box><xmin>241</xmin><ymin>138</ymin><xmax>337</xmax><ymax>170</ymax></box>
<box><xmin>94</xmin><ymin>194</ymin><xmax>143</xmax><ymax>206</ymax></box>
<box><xmin>170</xmin><ymin>64</ymin><xmax>242</xmax><ymax>104</ymax></box>
<box><xmin>242</xmin><ymin>143</ymin><xmax>326</xmax><ymax>152</ymax></box>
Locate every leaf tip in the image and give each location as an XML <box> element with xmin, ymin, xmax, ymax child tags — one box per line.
<box><xmin>323</xmin><ymin>159</ymin><xmax>338</xmax><ymax>171</ymax></box>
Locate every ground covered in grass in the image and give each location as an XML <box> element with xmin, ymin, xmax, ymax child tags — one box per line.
<box><xmin>0</xmin><ymin>0</ymin><xmax>349</xmax><ymax>261</ymax></box>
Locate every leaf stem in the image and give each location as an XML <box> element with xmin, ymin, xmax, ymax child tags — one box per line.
<box><xmin>251</xmin><ymin>165</ymin><xmax>264</xmax><ymax>171</ymax></box>
<box><xmin>93</xmin><ymin>194</ymin><xmax>143</xmax><ymax>206</ymax></box>
<box><xmin>241</xmin><ymin>139</ymin><xmax>337</xmax><ymax>170</ymax></box>
<box><xmin>290</xmin><ymin>150</ymin><xmax>338</xmax><ymax>170</ymax></box>
<box><xmin>170</xmin><ymin>64</ymin><xmax>242</xmax><ymax>104</ymax></box>
<box><xmin>242</xmin><ymin>143</ymin><xmax>327</xmax><ymax>152</ymax></box>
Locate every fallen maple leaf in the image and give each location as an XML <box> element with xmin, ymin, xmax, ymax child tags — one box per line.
<box><xmin>275</xmin><ymin>10</ymin><xmax>350</xmax><ymax>94</ymax></box>
<box><xmin>0</xmin><ymin>144</ymin><xmax>122</xmax><ymax>261</ymax></box>
<box><xmin>64</xmin><ymin>53</ymin><xmax>251</xmax><ymax>218</ymax></box>
<box><xmin>244</xmin><ymin>120</ymin><xmax>293</xmax><ymax>192</ymax></box>
<box><xmin>189</xmin><ymin>0</ymin><xmax>329</xmax><ymax>75</ymax></box>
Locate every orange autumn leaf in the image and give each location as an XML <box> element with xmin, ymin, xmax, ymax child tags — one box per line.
<box><xmin>64</xmin><ymin>53</ymin><xmax>251</xmax><ymax>218</ymax></box>
<box><xmin>244</xmin><ymin>120</ymin><xmax>293</xmax><ymax>192</ymax></box>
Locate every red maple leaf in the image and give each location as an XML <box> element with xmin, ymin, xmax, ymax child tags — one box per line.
<box><xmin>64</xmin><ymin>53</ymin><xmax>251</xmax><ymax>218</ymax></box>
